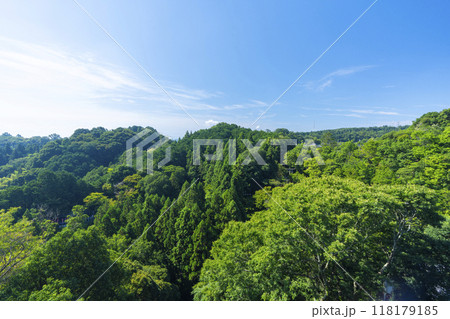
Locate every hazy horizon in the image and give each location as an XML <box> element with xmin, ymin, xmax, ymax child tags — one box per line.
<box><xmin>1</xmin><ymin>118</ymin><xmax>417</xmax><ymax>139</ymax></box>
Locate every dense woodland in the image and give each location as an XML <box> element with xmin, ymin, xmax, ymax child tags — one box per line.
<box><xmin>0</xmin><ymin>109</ymin><xmax>448</xmax><ymax>301</ymax></box>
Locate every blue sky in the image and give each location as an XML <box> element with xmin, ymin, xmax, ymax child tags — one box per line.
<box><xmin>0</xmin><ymin>0</ymin><xmax>449</xmax><ymax>137</ymax></box>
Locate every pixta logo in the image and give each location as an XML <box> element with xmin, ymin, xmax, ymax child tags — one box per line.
<box><xmin>126</xmin><ymin>129</ymin><xmax>171</xmax><ymax>174</ymax></box>
<box><xmin>193</xmin><ymin>138</ymin><xmax>324</xmax><ymax>166</ymax></box>
<box><xmin>127</xmin><ymin>132</ymin><xmax>324</xmax><ymax>174</ymax></box>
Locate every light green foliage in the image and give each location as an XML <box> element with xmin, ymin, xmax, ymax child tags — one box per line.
<box><xmin>194</xmin><ymin>176</ymin><xmax>447</xmax><ymax>300</ymax></box>
<box><xmin>3</xmin><ymin>226</ymin><xmax>119</xmax><ymax>300</ymax></box>
<box><xmin>121</xmin><ymin>261</ymin><xmax>180</xmax><ymax>300</ymax></box>
<box><xmin>0</xmin><ymin>208</ymin><xmax>42</xmax><ymax>281</ymax></box>
<box><xmin>28</xmin><ymin>278</ymin><xmax>73</xmax><ymax>301</ymax></box>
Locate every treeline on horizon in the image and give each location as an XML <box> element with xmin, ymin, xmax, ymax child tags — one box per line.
<box><xmin>0</xmin><ymin>124</ymin><xmax>408</xmax><ymax>167</ymax></box>
<box><xmin>0</xmin><ymin>109</ymin><xmax>448</xmax><ymax>301</ymax></box>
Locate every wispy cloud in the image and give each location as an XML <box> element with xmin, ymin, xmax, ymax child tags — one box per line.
<box><xmin>0</xmin><ymin>37</ymin><xmax>279</xmax><ymax>137</ymax></box>
<box><xmin>322</xmin><ymin>107</ymin><xmax>400</xmax><ymax>119</ymax></box>
<box><xmin>0</xmin><ymin>37</ymin><xmax>225</xmax><ymax>137</ymax></box>
<box><xmin>351</xmin><ymin>110</ymin><xmax>399</xmax><ymax>115</ymax></box>
<box><xmin>221</xmin><ymin>99</ymin><xmax>268</xmax><ymax>110</ymax></box>
<box><xmin>326</xmin><ymin>113</ymin><xmax>365</xmax><ymax>118</ymax></box>
<box><xmin>304</xmin><ymin>65</ymin><xmax>375</xmax><ymax>92</ymax></box>
<box><xmin>317</xmin><ymin>79</ymin><xmax>333</xmax><ymax>91</ymax></box>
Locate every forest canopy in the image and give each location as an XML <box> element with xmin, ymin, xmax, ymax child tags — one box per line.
<box><xmin>0</xmin><ymin>109</ymin><xmax>448</xmax><ymax>301</ymax></box>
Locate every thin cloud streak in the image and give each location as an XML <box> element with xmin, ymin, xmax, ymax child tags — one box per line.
<box><xmin>351</xmin><ymin>110</ymin><xmax>399</xmax><ymax>115</ymax></box>
<box><xmin>0</xmin><ymin>37</ymin><xmax>274</xmax><ymax>137</ymax></box>
<box><xmin>304</xmin><ymin>65</ymin><xmax>375</xmax><ymax>92</ymax></box>
<box><xmin>0</xmin><ymin>37</ymin><xmax>236</xmax><ymax>136</ymax></box>
<box><xmin>326</xmin><ymin>113</ymin><xmax>366</xmax><ymax>118</ymax></box>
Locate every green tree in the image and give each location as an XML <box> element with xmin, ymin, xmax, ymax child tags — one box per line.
<box><xmin>0</xmin><ymin>208</ymin><xmax>42</xmax><ymax>282</ymax></box>
<box><xmin>4</xmin><ymin>226</ymin><xmax>120</xmax><ymax>300</ymax></box>
<box><xmin>194</xmin><ymin>176</ymin><xmax>446</xmax><ymax>301</ymax></box>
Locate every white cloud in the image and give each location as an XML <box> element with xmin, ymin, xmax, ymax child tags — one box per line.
<box><xmin>221</xmin><ymin>99</ymin><xmax>268</xmax><ymax>111</ymax></box>
<box><xmin>351</xmin><ymin>110</ymin><xmax>399</xmax><ymax>115</ymax></box>
<box><xmin>304</xmin><ymin>65</ymin><xmax>375</xmax><ymax>92</ymax></box>
<box><xmin>326</xmin><ymin>65</ymin><xmax>374</xmax><ymax>78</ymax></box>
<box><xmin>0</xmin><ymin>37</ymin><xmax>223</xmax><ymax>137</ymax></box>
<box><xmin>326</xmin><ymin>113</ymin><xmax>365</xmax><ymax>118</ymax></box>
<box><xmin>321</xmin><ymin>108</ymin><xmax>400</xmax><ymax>119</ymax></box>
<box><xmin>317</xmin><ymin>79</ymin><xmax>333</xmax><ymax>91</ymax></box>
<box><xmin>205</xmin><ymin>119</ymin><xmax>219</xmax><ymax>127</ymax></box>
